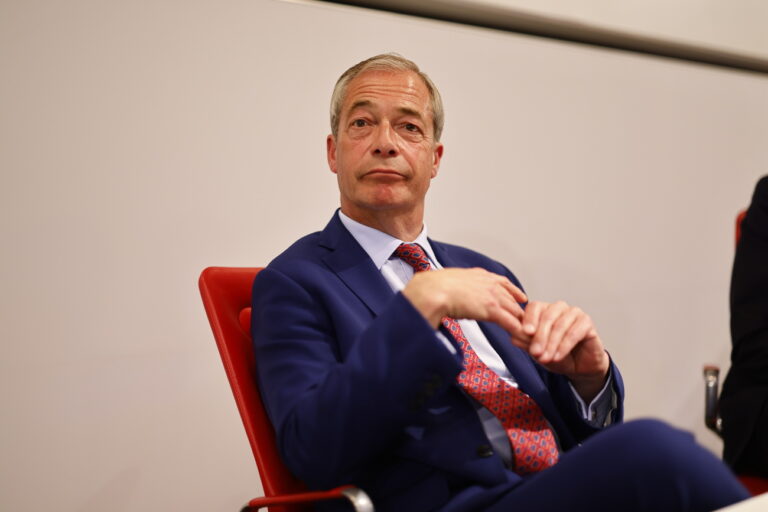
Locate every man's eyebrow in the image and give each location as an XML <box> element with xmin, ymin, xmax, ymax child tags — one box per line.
<box><xmin>348</xmin><ymin>100</ymin><xmax>372</xmax><ymax>113</ymax></box>
<box><xmin>397</xmin><ymin>106</ymin><xmax>425</xmax><ymax>121</ymax></box>
<box><xmin>346</xmin><ymin>101</ymin><xmax>426</xmax><ymax>120</ymax></box>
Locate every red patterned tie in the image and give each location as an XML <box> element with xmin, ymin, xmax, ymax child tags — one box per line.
<box><xmin>394</xmin><ymin>243</ymin><xmax>559</xmax><ymax>474</ymax></box>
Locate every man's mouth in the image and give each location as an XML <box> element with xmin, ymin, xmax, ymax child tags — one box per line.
<box><xmin>364</xmin><ymin>169</ymin><xmax>405</xmax><ymax>178</ymax></box>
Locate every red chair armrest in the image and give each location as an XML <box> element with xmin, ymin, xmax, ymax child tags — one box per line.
<box><xmin>242</xmin><ymin>485</ymin><xmax>373</xmax><ymax>512</ymax></box>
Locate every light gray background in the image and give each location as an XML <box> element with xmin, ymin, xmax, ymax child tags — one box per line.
<box><xmin>2</xmin><ymin>0</ymin><xmax>767</xmax><ymax>510</ymax></box>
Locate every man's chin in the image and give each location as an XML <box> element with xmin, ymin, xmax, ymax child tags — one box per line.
<box><xmin>344</xmin><ymin>196</ymin><xmax>419</xmax><ymax>215</ymax></box>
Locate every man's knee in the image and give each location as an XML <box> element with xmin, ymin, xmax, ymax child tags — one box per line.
<box><xmin>586</xmin><ymin>419</ymin><xmax>747</xmax><ymax>507</ymax></box>
<box><xmin>617</xmin><ymin>418</ymin><xmax>691</xmax><ymax>448</ymax></box>
<box><xmin>600</xmin><ymin>419</ymin><xmax>701</xmax><ymax>475</ymax></box>
<box><xmin>603</xmin><ymin>419</ymin><xmax>740</xmax><ymax>485</ymax></box>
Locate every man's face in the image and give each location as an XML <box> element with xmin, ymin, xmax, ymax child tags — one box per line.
<box><xmin>327</xmin><ymin>70</ymin><xmax>443</xmax><ymax>222</ymax></box>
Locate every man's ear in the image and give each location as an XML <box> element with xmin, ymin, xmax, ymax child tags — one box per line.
<box><xmin>327</xmin><ymin>134</ymin><xmax>338</xmax><ymax>174</ymax></box>
<box><xmin>431</xmin><ymin>143</ymin><xmax>444</xmax><ymax>178</ymax></box>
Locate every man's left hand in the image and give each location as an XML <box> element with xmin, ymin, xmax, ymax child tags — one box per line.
<box><xmin>510</xmin><ymin>301</ymin><xmax>610</xmax><ymax>403</ymax></box>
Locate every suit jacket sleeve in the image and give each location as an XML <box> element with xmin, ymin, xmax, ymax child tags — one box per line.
<box><xmin>252</xmin><ymin>265</ymin><xmax>464</xmax><ymax>489</ymax></box>
<box><xmin>729</xmin><ymin>175</ymin><xmax>768</xmax><ymax>385</ymax></box>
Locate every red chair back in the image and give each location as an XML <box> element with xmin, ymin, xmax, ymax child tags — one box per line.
<box><xmin>199</xmin><ymin>267</ymin><xmax>307</xmax><ymax>500</ymax></box>
<box><xmin>736</xmin><ymin>209</ymin><xmax>747</xmax><ymax>245</ymax></box>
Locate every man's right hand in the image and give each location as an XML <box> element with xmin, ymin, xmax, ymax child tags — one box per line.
<box><xmin>401</xmin><ymin>267</ymin><xmax>528</xmax><ymax>335</ymax></box>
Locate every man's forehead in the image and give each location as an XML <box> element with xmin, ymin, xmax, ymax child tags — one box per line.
<box><xmin>342</xmin><ymin>70</ymin><xmax>431</xmax><ymax>112</ymax></box>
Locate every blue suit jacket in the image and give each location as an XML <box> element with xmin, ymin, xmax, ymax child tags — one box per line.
<box><xmin>252</xmin><ymin>212</ymin><xmax>624</xmax><ymax>512</ymax></box>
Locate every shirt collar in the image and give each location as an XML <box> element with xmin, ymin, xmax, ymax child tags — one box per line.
<box><xmin>337</xmin><ymin>210</ymin><xmax>439</xmax><ymax>270</ymax></box>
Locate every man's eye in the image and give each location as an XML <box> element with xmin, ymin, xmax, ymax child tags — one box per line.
<box><xmin>404</xmin><ymin>123</ymin><xmax>420</xmax><ymax>132</ymax></box>
<box><xmin>353</xmin><ymin>119</ymin><xmax>367</xmax><ymax>127</ymax></box>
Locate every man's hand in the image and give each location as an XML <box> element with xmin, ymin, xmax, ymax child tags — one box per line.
<box><xmin>401</xmin><ymin>269</ymin><xmax>609</xmax><ymax>403</ymax></box>
<box><xmin>513</xmin><ymin>301</ymin><xmax>610</xmax><ymax>402</ymax></box>
<box><xmin>401</xmin><ymin>267</ymin><xmax>528</xmax><ymax>335</ymax></box>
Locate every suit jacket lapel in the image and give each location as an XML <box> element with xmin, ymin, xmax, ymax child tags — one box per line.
<box><xmin>477</xmin><ymin>322</ymin><xmax>560</xmax><ymax>414</ymax></box>
<box><xmin>318</xmin><ymin>212</ymin><xmax>394</xmax><ymax>317</ymax></box>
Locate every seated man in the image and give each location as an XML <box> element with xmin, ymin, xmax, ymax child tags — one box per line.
<box><xmin>721</xmin><ymin>175</ymin><xmax>768</xmax><ymax>478</ymax></box>
<box><xmin>252</xmin><ymin>53</ymin><xmax>748</xmax><ymax>511</ymax></box>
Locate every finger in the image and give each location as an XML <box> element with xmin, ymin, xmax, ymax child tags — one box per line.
<box><xmin>505</xmin><ymin>307</ymin><xmax>532</xmax><ymax>348</ymax></box>
<box><xmin>499</xmin><ymin>277</ymin><xmax>528</xmax><ymax>304</ymax></box>
<box><xmin>522</xmin><ymin>301</ymin><xmax>544</xmax><ymax>338</ymax></box>
<box><xmin>509</xmin><ymin>333</ymin><xmax>532</xmax><ymax>351</ymax></box>
<box><xmin>531</xmin><ymin>301</ymin><xmax>568</xmax><ymax>357</ymax></box>
<box><xmin>497</xmin><ymin>289</ymin><xmax>525</xmax><ymax>320</ymax></box>
<box><xmin>553</xmin><ymin>316</ymin><xmax>594</xmax><ymax>362</ymax></box>
<box><xmin>493</xmin><ymin>309</ymin><xmax>525</xmax><ymax>338</ymax></box>
<box><xmin>540</xmin><ymin>307</ymin><xmax>581</xmax><ymax>362</ymax></box>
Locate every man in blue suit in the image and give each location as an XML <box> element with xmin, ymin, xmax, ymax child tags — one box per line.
<box><xmin>252</xmin><ymin>54</ymin><xmax>748</xmax><ymax>511</ymax></box>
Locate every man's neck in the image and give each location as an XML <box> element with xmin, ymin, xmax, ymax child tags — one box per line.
<box><xmin>340</xmin><ymin>206</ymin><xmax>424</xmax><ymax>242</ymax></box>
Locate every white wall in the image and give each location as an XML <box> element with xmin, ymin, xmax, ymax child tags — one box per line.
<box><xmin>1</xmin><ymin>0</ymin><xmax>767</xmax><ymax>510</ymax></box>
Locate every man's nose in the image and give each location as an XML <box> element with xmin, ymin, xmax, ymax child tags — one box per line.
<box><xmin>372</xmin><ymin>124</ymin><xmax>398</xmax><ymax>156</ymax></box>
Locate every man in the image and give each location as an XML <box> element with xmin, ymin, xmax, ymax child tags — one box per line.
<box><xmin>252</xmin><ymin>54</ymin><xmax>748</xmax><ymax>511</ymax></box>
<box><xmin>721</xmin><ymin>175</ymin><xmax>768</xmax><ymax>477</ymax></box>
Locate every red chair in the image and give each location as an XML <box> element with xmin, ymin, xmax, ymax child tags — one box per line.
<box><xmin>703</xmin><ymin>211</ymin><xmax>768</xmax><ymax>496</ymax></box>
<box><xmin>199</xmin><ymin>267</ymin><xmax>373</xmax><ymax>511</ymax></box>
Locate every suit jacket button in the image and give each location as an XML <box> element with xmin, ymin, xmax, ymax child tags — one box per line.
<box><xmin>476</xmin><ymin>444</ymin><xmax>493</xmax><ymax>458</ymax></box>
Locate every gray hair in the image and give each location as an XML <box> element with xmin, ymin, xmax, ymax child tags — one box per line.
<box><xmin>330</xmin><ymin>53</ymin><xmax>444</xmax><ymax>142</ymax></box>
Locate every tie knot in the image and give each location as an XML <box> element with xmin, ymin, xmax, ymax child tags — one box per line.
<box><xmin>394</xmin><ymin>243</ymin><xmax>432</xmax><ymax>272</ymax></box>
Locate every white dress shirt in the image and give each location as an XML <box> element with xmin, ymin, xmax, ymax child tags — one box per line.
<box><xmin>338</xmin><ymin>211</ymin><xmax>614</xmax><ymax>465</ymax></box>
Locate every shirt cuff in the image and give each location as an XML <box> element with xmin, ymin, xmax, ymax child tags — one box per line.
<box><xmin>568</xmin><ymin>368</ymin><xmax>616</xmax><ymax>427</ymax></box>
